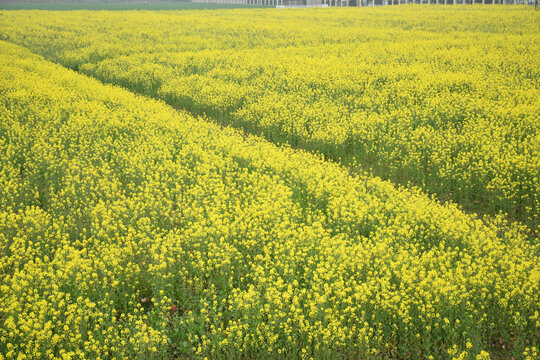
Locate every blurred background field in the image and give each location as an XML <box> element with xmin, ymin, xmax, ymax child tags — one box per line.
<box><xmin>0</xmin><ymin>1</ymin><xmax>268</xmax><ymax>10</ymax></box>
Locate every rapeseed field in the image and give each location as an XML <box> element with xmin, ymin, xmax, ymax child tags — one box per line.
<box><xmin>0</xmin><ymin>6</ymin><xmax>537</xmax><ymax>229</ymax></box>
<box><xmin>0</xmin><ymin>6</ymin><xmax>538</xmax><ymax>360</ymax></box>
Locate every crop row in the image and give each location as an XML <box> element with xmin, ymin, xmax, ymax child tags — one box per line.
<box><xmin>0</xmin><ymin>41</ymin><xmax>538</xmax><ymax>360</ymax></box>
<box><xmin>0</xmin><ymin>7</ymin><xmax>537</xmax><ymax>230</ymax></box>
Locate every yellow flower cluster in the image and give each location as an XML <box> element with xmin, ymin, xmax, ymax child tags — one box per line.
<box><xmin>0</xmin><ymin>40</ymin><xmax>538</xmax><ymax>359</ymax></box>
<box><xmin>0</xmin><ymin>6</ymin><xmax>537</xmax><ymax>231</ymax></box>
